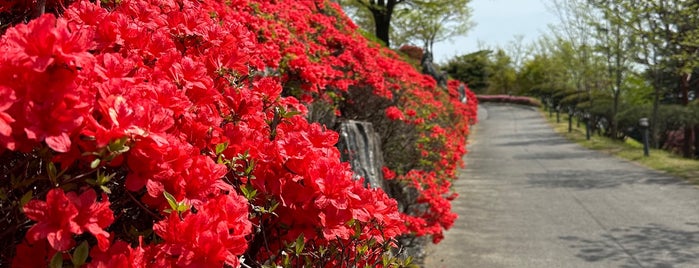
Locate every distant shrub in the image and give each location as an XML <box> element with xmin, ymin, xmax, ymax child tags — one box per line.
<box><xmin>477</xmin><ymin>95</ymin><xmax>542</xmax><ymax>107</ymax></box>
<box><xmin>398</xmin><ymin>45</ymin><xmax>424</xmax><ymax>61</ymax></box>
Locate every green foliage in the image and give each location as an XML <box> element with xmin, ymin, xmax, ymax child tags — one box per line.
<box><xmin>49</xmin><ymin>252</ymin><xmax>63</xmax><ymax>268</ymax></box>
<box><xmin>622</xmin><ymin>73</ymin><xmax>653</xmax><ymax>106</ymax></box>
<box><xmin>340</xmin><ymin>0</ymin><xmax>473</xmax><ymax>49</ymax></box>
<box><xmin>163</xmin><ymin>191</ymin><xmax>190</xmax><ymax>215</ymax></box>
<box><xmin>72</xmin><ymin>241</ymin><xmax>90</xmax><ymax>267</ymax></box>
<box><xmin>444</xmin><ymin>50</ymin><xmax>491</xmax><ymax>93</ymax></box>
<box><xmin>545</xmin><ymin>109</ymin><xmax>699</xmax><ymax>184</ymax></box>
<box><xmin>358</xmin><ymin>28</ymin><xmax>386</xmax><ymax>47</ymax></box>
<box><xmin>391</xmin><ymin>0</ymin><xmax>473</xmax><ymax>52</ymax></box>
<box><xmin>487</xmin><ymin>49</ymin><xmax>517</xmax><ymax>95</ymax></box>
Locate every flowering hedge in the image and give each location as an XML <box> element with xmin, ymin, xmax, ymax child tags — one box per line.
<box><xmin>477</xmin><ymin>94</ymin><xmax>542</xmax><ymax>107</ymax></box>
<box><xmin>0</xmin><ymin>0</ymin><xmax>477</xmax><ymax>267</ymax></box>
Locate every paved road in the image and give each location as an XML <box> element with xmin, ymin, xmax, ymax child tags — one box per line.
<box><xmin>423</xmin><ymin>103</ymin><xmax>699</xmax><ymax>268</ymax></box>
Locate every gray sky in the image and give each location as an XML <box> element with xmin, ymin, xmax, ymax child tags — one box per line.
<box><xmin>433</xmin><ymin>0</ymin><xmax>558</xmax><ymax>63</ymax></box>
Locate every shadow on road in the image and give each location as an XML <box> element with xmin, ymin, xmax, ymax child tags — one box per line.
<box><xmin>560</xmin><ymin>223</ymin><xmax>699</xmax><ymax>268</ymax></box>
<box><xmin>497</xmin><ymin>138</ymin><xmax>572</xmax><ymax>147</ymax></box>
<box><xmin>526</xmin><ymin>170</ymin><xmax>683</xmax><ymax>190</ymax></box>
<box><xmin>513</xmin><ymin>151</ymin><xmax>598</xmax><ymax>160</ymax></box>
<box><xmin>497</xmin><ymin>132</ymin><xmax>560</xmax><ymax>139</ymax></box>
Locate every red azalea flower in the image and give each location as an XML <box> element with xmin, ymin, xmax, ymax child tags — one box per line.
<box><xmin>385</xmin><ymin>106</ymin><xmax>404</xmax><ymax>120</ymax></box>
<box><xmin>23</xmin><ymin>188</ymin><xmax>81</xmax><ymax>251</ymax></box>
<box><xmin>381</xmin><ymin>166</ymin><xmax>396</xmax><ymax>180</ymax></box>
<box><xmin>68</xmin><ymin>189</ymin><xmax>114</xmax><ymax>251</ymax></box>
<box><xmin>152</xmin><ymin>193</ymin><xmax>251</xmax><ymax>267</ymax></box>
<box><xmin>87</xmin><ymin>240</ymin><xmax>148</xmax><ymax>268</ymax></box>
<box><xmin>0</xmin><ymin>85</ymin><xmax>15</xmax><ymax>150</ymax></box>
<box><xmin>11</xmin><ymin>239</ymin><xmax>56</xmax><ymax>268</ymax></box>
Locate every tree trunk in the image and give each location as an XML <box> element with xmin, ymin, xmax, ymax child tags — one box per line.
<box><xmin>651</xmin><ymin>67</ymin><xmax>662</xmax><ymax>149</ymax></box>
<box><xmin>373</xmin><ymin>14</ymin><xmax>391</xmax><ymax>46</ymax></box>
<box><xmin>651</xmin><ymin>85</ymin><xmax>660</xmax><ymax>149</ymax></box>
<box><xmin>610</xmin><ymin>23</ymin><xmax>623</xmax><ymax>139</ymax></box>
<box><xmin>694</xmin><ymin>125</ymin><xmax>699</xmax><ymax>158</ymax></box>
<box><xmin>370</xmin><ymin>6</ymin><xmax>393</xmax><ymax>47</ymax></box>
<box><xmin>611</xmin><ymin>92</ymin><xmax>619</xmax><ymax>138</ymax></box>
<box><xmin>681</xmin><ymin>73</ymin><xmax>691</xmax><ymax>157</ymax></box>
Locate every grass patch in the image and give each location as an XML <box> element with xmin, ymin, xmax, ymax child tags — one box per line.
<box><xmin>541</xmin><ymin>109</ymin><xmax>699</xmax><ymax>185</ymax></box>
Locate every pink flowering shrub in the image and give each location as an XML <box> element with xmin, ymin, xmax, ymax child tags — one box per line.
<box><xmin>0</xmin><ymin>0</ymin><xmax>477</xmax><ymax>266</ymax></box>
<box><xmin>477</xmin><ymin>94</ymin><xmax>542</xmax><ymax>107</ymax></box>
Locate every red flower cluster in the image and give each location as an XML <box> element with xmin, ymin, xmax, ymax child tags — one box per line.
<box><xmin>23</xmin><ymin>189</ymin><xmax>113</xmax><ymax>251</ymax></box>
<box><xmin>1</xmin><ymin>0</ymin><xmax>477</xmax><ymax>266</ymax></box>
<box><xmin>398</xmin><ymin>44</ymin><xmax>424</xmax><ymax>61</ymax></box>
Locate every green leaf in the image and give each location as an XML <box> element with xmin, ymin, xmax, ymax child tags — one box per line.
<box><xmin>108</xmin><ymin>137</ymin><xmax>130</xmax><ymax>153</ymax></box>
<box><xmin>405</xmin><ymin>256</ymin><xmax>414</xmax><ymax>265</ymax></box>
<box><xmin>244</xmin><ymin>160</ymin><xmax>255</xmax><ymax>175</ymax></box>
<box><xmin>382</xmin><ymin>254</ymin><xmax>392</xmax><ymax>267</ymax></box>
<box><xmin>282</xmin><ymin>252</ymin><xmax>291</xmax><ymax>267</ymax></box>
<box><xmin>294</xmin><ymin>233</ymin><xmax>305</xmax><ymax>255</ymax></box>
<box><xmin>49</xmin><ymin>252</ymin><xmax>63</xmax><ymax>268</ymax></box>
<box><xmin>318</xmin><ymin>245</ymin><xmax>326</xmax><ymax>257</ymax></box>
<box><xmin>163</xmin><ymin>191</ymin><xmax>178</xmax><ymax>212</ymax></box>
<box><xmin>163</xmin><ymin>191</ymin><xmax>190</xmax><ymax>213</ymax></box>
<box><xmin>90</xmin><ymin>158</ymin><xmax>101</xmax><ymax>169</ymax></box>
<box><xmin>357</xmin><ymin>245</ymin><xmax>368</xmax><ymax>254</ymax></box>
<box><xmin>176</xmin><ymin>202</ymin><xmax>190</xmax><ymax>213</ymax></box>
<box><xmin>96</xmin><ymin>171</ymin><xmax>116</xmax><ymax>185</ymax></box>
<box><xmin>60</xmin><ymin>183</ymin><xmax>78</xmax><ymax>192</ymax></box>
<box><xmin>281</xmin><ymin>110</ymin><xmax>301</xmax><ymax>119</ymax></box>
<box><xmin>19</xmin><ymin>191</ymin><xmax>33</xmax><ymax>212</ymax></box>
<box><xmin>240</xmin><ymin>185</ymin><xmax>257</xmax><ymax>200</ymax></box>
<box><xmin>215</xmin><ymin>142</ymin><xmax>228</xmax><ymax>155</ymax></box>
<box><xmin>100</xmin><ymin>185</ymin><xmax>112</xmax><ymax>194</ymax></box>
<box><xmin>47</xmin><ymin>162</ymin><xmax>58</xmax><ymax>183</ymax></box>
<box><xmin>72</xmin><ymin>241</ymin><xmax>89</xmax><ymax>267</ymax></box>
<box><xmin>269</xmin><ymin>199</ymin><xmax>279</xmax><ymax>212</ymax></box>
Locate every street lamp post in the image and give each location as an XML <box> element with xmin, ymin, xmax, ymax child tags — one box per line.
<box><xmin>639</xmin><ymin>117</ymin><xmax>650</xmax><ymax>157</ymax></box>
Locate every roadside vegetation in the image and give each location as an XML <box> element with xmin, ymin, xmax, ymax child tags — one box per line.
<box><xmin>542</xmin><ymin>109</ymin><xmax>699</xmax><ymax>185</ymax></box>
<box><xmin>477</xmin><ymin>95</ymin><xmax>542</xmax><ymax>107</ymax></box>
<box><xmin>443</xmin><ymin>0</ymin><xmax>699</xmax><ymax>161</ymax></box>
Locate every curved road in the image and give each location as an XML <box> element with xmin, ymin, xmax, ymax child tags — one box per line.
<box><xmin>424</xmin><ymin>103</ymin><xmax>699</xmax><ymax>268</ymax></box>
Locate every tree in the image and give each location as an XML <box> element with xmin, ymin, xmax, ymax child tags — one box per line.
<box><xmin>340</xmin><ymin>0</ymin><xmax>408</xmax><ymax>47</ymax></box>
<box><xmin>444</xmin><ymin>50</ymin><xmax>492</xmax><ymax>93</ymax></box>
<box><xmin>540</xmin><ymin>0</ymin><xmax>699</xmax><ymax>156</ymax></box>
<box><xmin>518</xmin><ymin>40</ymin><xmax>579</xmax><ymax>104</ymax></box>
<box><xmin>504</xmin><ymin>35</ymin><xmax>531</xmax><ymax>72</ymax></box>
<box><xmin>588</xmin><ymin>0</ymin><xmax>637</xmax><ymax>139</ymax></box>
<box><xmin>546</xmin><ymin>0</ymin><xmax>599</xmax><ymax>138</ymax></box>
<box><xmin>622</xmin><ymin>0</ymin><xmax>699</xmax><ymax>156</ymax></box>
<box><xmin>341</xmin><ymin>0</ymin><xmax>472</xmax><ymax>48</ymax></box>
<box><xmin>487</xmin><ymin>49</ymin><xmax>517</xmax><ymax>95</ymax></box>
<box><xmin>391</xmin><ymin>0</ymin><xmax>473</xmax><ymax>54</ymax></box>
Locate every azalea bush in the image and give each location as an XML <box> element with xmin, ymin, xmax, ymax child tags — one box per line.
<box><xmin>0</xmin><ymin>0</ymin><xmax>477</xmax><ymax>267</ymax></box>
<box><xmin>397</xmin><ymin>44</ymin><xmax>424</xmax><ymax>63</ymax></box>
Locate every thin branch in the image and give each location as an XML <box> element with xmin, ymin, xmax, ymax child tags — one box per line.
<box><xmin>125</xmin><ymin>190</ymin><xmax>162</xmax><ymax>220</ymax></box>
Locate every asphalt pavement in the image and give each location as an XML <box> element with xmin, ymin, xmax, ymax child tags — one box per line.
<box><xmin>423</xmin><ymin>103</ymin><xmax>699</xmax><ymax>268</ymax></box>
